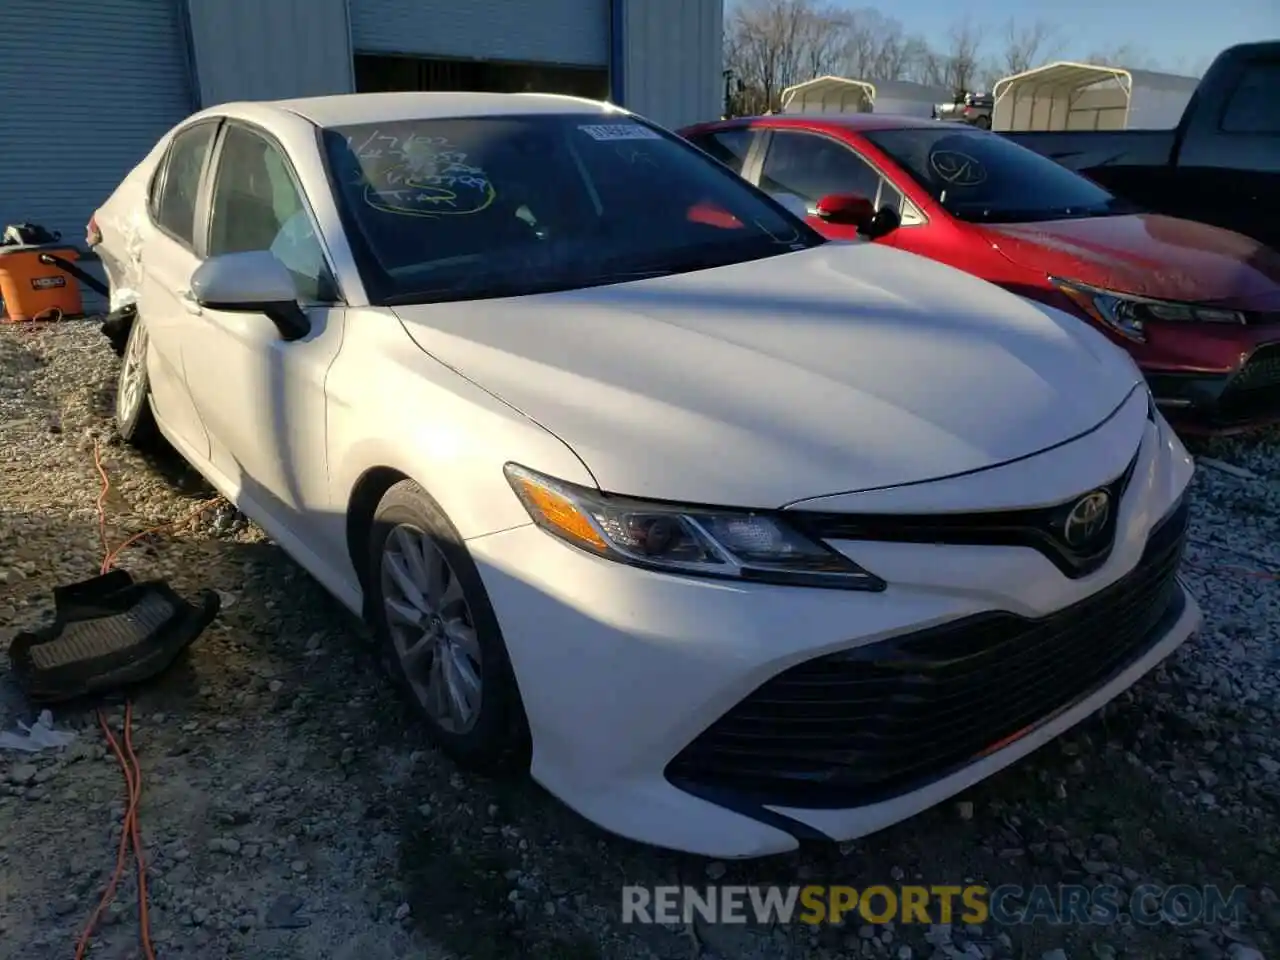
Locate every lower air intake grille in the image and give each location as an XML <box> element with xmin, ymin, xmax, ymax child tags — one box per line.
<box><xmin>666</xmin><ymin>498</ymin><xmax>1190</xmax><ymax>809</ymax></box>
<box><xmin>1226</xmin><ymin>345</ymin><xmax>1280</xmax><ymax>394</ymax></box>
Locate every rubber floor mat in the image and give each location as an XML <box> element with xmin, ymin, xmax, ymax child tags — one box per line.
<box><xmin>7</xmin><ymin>569</ymin><xmax>220</xmax><ymax>703</ymax></box>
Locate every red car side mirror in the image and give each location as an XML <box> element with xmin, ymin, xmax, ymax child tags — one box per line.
<box><xmin>814</xmin><ymin>193</ymin><xmax>877</xmax><ymax>229</ymax></box>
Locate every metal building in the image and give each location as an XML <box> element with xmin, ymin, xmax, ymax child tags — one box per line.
<box><xmin>0</xmin><ymin>0</ymin><xmax>724</xmax><ymax>248</ymax></box>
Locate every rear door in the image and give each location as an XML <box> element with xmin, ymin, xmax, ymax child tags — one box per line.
<box><xmin>181</xmin><ymin>121</ymin><xmax>345</xmax><ymax>525</ymax></box>
<box><xmin>137</xmin><ymin>119</ymin><xmax>220</xmax><ymax>459</ymax></box>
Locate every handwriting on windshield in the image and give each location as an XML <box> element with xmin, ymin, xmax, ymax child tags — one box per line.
<box><xmin>347</xmin><ymin>129</ymin><xmax>496</xmax><ymax>217</ymax></box>
<box><xmin>614</xmin><ymin>144</ymin><xmax>658</xmax><ymax>166</ymax></box>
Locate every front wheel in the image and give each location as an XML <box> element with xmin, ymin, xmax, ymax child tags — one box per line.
<box><xmin>115</xmin><ymin>317</ymin><xmax>158</xmax><ymax>446</ymax></box>
<box><xmin>974</xmin><ymin>115</ymin><xmax>991</xmax><ymax>130</ymax></box>
<box><xmin>365</xmin><ymin>480</ymin><xmax>530</xmax><ymax>772</ymax></box>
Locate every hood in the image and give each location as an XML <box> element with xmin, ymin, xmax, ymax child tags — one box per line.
<box><xmin>982</xmin><ymin>214</ymin><xmax>1280</xmax><ymax>312</ymax></box>
<box><xmin>393</xmin><ymin>243</ymin><xmax>1141</xmax><ymax>508</ymax></box>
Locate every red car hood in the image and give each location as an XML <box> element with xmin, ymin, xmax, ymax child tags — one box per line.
<box><xmin>981</xmin><ymin>214</ymin><xmax>1280</xmax><ymax>312</ymax></box>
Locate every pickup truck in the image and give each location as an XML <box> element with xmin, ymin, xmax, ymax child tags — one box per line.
<box><xmin>1001</xmin><ymin>41</ymin><xmax>1279</xmax><ymax>250</ymax></box>
<box><xmin>934</xmin><ymin>93</ymin><xmax>993</xmax><ymax>129</ymax></box>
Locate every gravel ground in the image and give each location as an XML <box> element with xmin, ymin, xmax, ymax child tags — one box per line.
<box><xmin>1</xmin><ymin>319</ymin><xmax>1278</xmax><ymax>960</ymax></box>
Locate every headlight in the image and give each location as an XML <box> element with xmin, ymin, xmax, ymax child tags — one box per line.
<box><xmin>504</xmin><ymin>464</ymin><xmax>885</xmax><ymax>591</ymax></box>
<box><xmin>1050</xmin><ymin>277</ymin><xmax>1245</xmax><ymax>343</ymax></box>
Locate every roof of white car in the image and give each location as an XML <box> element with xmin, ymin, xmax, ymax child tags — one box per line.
<box><xmin>264</xmin><ymin>91</ymin><xmax>622</xmax><ymax>128</ymax></box>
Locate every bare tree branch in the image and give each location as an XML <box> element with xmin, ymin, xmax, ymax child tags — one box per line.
<box><xmin>1084</xmin><ymin>42</ymin><xmax>1161</xmax><ymax>70</ymax></box>
<box><xmin>941</xmin><ymin>17</ymin><xmax>985</xmax><ymax>96</ymax></box>
<box><xmin>999</xmin><ymin>18</ymin><xmax>1061</xmax><ymax>76</ymax></box>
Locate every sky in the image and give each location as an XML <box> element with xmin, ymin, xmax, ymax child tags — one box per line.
<box><xmin>830</xmin><ymin>0</ymin><xmax>1279</xmax><ymax>76</ymax></box>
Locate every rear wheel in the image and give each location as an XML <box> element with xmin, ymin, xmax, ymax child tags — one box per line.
<box><xmin>365</xmin><ymin>480</ymin><xmax>529</xmax><ymax>771</ymax></box>
<box><xmin>115</xmin><ymin>317</ymin><xmax>158</xmax><ymax>446</ymax></box>
<box><xmin>974</xmin><ymin>115</ymin><xmax>991</xmax><ymax>130</ymax></box>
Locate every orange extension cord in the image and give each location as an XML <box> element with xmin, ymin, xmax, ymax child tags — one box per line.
<box><xmin>74</xmin><ymin>440</ymin><xmax>221</xmax><ymax>959</ymax></box>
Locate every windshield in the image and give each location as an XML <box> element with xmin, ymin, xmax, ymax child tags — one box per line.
<box><xmin>864</xmin><ymin>127</ymin><xmax>1136</xmax><ymax>225</ymax></box>
<box><xmin>321</xmin><ymin>113</ymin><xmax>822</xmax><ymax>304</ymax></box>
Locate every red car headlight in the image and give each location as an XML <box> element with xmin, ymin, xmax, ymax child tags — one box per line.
<box><xmin>1050</xmin><ymin>277</ymin><xmax>1246</xmax><ymax>343</ymax></box>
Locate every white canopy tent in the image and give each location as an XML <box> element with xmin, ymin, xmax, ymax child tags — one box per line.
<box><xmin>991</xmin><ymin>61</ymin><xmax>1199</xmax><ymax>132</ymax></box>
<box><xmin>779</xmin><ymin>76</ymin><xmax>875</xmax><ymax>114</ymax></box>
<box><xmin>779</xmin><ymin>76</ymin><xmax>951</xmax><ymax>118</ymax></box>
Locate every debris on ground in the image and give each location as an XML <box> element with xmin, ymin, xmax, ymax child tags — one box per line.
<box><xmin>0</xmin><ymin>709</ymin><xmax>76</xmax><ymax>753</ymax></box>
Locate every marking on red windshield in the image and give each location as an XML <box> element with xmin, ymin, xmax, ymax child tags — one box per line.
<box><xmin>928</xmin><ymin>149</ymin><xmax>987</xmax><ymax>186</ymax></box>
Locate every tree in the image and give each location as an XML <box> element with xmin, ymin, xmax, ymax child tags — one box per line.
<box><xmin>1084</xmin><ymin>43</ymin><xmax>1154</xmax><ymax>69</ymax></box>
<box><xmin>838</xmin><ymin>8</ymin><xmax>912</xmax><ymax>81</ymax></box>
<box><xmin>999</xmin><ymin>18</ymin><xmax>1061</xmax><ymax>76</ymax></box>
<box><xmin>723</xmin><ymin>0</ymin><xmax>852</xmax><ymax>112</ymax></box>
<box><xmin>940</xmin><ymin>17</ymin><xmax>984</xmax><ymax>96</ymax></box>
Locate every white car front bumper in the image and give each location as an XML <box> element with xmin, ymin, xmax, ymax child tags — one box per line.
<box><xmin>466</xmin><ymin>395</ymin><xmax>1199</xmax><ymax>858</ymax></box>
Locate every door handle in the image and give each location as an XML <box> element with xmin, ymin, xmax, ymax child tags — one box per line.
<box><xmin>179</xmin><ymin>289</ymin><xmax>203</xmax><ymax>316</ymax></box>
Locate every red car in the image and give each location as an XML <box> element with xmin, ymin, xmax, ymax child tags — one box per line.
<box><xmin>679</xmin><ymin>114</ymin><xmax>1280</xmax><ymax>434</ymax></box>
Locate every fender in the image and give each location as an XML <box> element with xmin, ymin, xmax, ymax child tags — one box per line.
<box><xmin>325</xmin><ymin>311</ymin><xmax>597</xmax><ymax>543</ymax></box>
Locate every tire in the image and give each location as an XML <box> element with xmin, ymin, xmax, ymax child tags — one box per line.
<box><xmin>974</xmin><ymin>115</ymin><xmax>991</xmax><ymax>130</ymax></box>
<box><xmin>366</xmin><ymin>479</ymin><xmax>530</xmax><ymax>772</ymax></box>
<box><xmin>115</xmin><ymin>315</ymin><xmax>158</xmax><ymax>447</ymax></box>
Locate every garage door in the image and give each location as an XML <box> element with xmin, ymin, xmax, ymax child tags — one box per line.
<box><xmin>0</xmin><ymin>1</ymin><xmax>193</xmax><ymax>247</ymax></box>
<box><xmin>350</xmin><ymin>0</ymin><xmax>608</xmax><ymax>67</ymax></box>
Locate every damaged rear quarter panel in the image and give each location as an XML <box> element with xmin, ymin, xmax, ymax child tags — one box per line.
<box><xmin>94</xmin><ymin>134</ymin><xmax>173</xmax><ymax>314</ymax></box>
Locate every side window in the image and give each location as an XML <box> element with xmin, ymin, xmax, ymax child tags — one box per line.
<box><xmin>690</xmin><ymin>129</ymin><xmax>754</xmax><ymax>175</ymax></box>
<box><xmin>1221</xmin><ymin>62</ymin><xmax>1280</xmax><ymax>134</ymax></box>
<box><xmin>871</xmin><ymin>177</ymin><xmax>926</xmax><ymax>226</ymax></box>
<box><xmin>154</xmin><ymin>123</ymin><xmax>215</xmax><ymax>246</ymax></box>
<box><xmin>876</xmin><ymin>177</ymin><xmax>903</xmax><ymax>213</ymax></box>
<box><xmin>207</xmin><ymin>125</ymin><xmax>334</xmax><ymax>302</ymax></box>
<box><xmin>759</xmin><ymin>131</ymin><xmax>883</xmax><ymax>210</ymax></box>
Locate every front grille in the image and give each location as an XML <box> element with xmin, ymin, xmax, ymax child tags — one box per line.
<box><xmin>667</xmin><ymin>497</ymin><xmax>1190</xmax><ymax>810</ymax></box>
<box><xmin>1225</xmin><ymin>344</ymin><xmax>1280</xmax><ymax>394</ymax></box>
<box><xmin>788</xmin><ymin>450</ymin><xmax>1139</xmax><ymax>580</ymax></box>
<box><xmin>1215</xmin><ymin>345</ymin><xmax>1280</xmax><ymax>423</ymax></box>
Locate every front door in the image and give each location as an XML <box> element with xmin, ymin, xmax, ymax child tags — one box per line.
<box><xmin>753</xmin><ymin>129</ymin><xmax>886</xmax><ymax>241</ymax></box>
<box><xmin>180</xmin><ymin>121</ymin><xmax>345</xmax><ymax>528</ymax></box>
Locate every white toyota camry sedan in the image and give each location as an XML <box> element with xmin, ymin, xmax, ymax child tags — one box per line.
<box><xmin>91</xmin><ymin>92</ymin><xmax>1201</xmax><ymax>858</ymax></box>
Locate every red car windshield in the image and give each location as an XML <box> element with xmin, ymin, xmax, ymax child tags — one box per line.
<box><xmin>864</xmin><ymin>127</ymin><xmax>1137</xmax><ymax>224</ymax></box>
<box><xmin>321</xmin><ymin>114</ymin><xmax>823</xmax><ymax>305</ymax></box>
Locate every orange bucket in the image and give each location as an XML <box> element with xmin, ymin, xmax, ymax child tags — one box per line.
<box><xmin>0</xmin><ymin>245</ymin><xmax>85</xmax><ymax>322</ymax></box>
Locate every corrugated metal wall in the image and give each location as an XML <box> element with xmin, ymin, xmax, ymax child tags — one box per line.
<box><xmin>0</xmin><ymin>0</ymin><xmax>725</xmax><ymax>318</ymax></box>
<box><xmin>621</xmin><ymin>0</ymin><xmax>723</xmax><ymax>130</ymax></box>
<box><xmin>186</xmin><ymin>0</ymin><xmax>355</xmax><ymax>106</ymax></box>
<box><xmin>350</xmin><ymin>0</ymin><xmax>607</xmax><ymax>67</ymax></box>
<box><xmin>0</xmin><ymin>0</ymin><xmax>193</xmax><ymax>248</ymax></box>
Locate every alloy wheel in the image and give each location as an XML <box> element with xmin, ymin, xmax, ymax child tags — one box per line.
<box><xmin>118</xmin><ymin>322</ymin><xmax>148</xmax><ymax>421</ymax></box>
<box><xmin>379</xmin><ymin>523</ymin><xmax>484</xmax><ymax>733</ymax></box>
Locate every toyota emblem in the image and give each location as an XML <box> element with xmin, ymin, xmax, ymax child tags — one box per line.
<box><xmin>1063</xmin><ymin>491</ymin><xmax>1111</xmax><ymax>548</ymax></box>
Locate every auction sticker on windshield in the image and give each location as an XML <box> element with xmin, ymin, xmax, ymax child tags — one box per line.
<box><xmin>578</xmin><ymin>124</ymin><xmax>662</xmax><ymax>141</ymax></box>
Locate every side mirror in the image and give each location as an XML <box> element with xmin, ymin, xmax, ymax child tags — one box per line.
<box><xmin>190</xmin><ymin>250</ymin><xmax>310</xmax><ymax>341</ymax></box>
<box><xmin>868</xmin><ymin>205</ymin><xmax>902</xmax><ymax>239</ymax></box>
<box><xmin>814</xmin><ymin>193</ymin><xmax>876</xmax><ymax>230</ymax></box>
